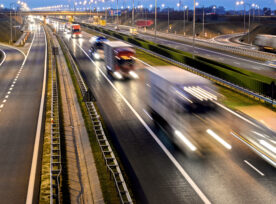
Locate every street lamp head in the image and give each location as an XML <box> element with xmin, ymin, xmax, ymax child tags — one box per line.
<box><xmin>177</xmin><ymin>3</ymin><xmax>180</xmax><ymax>7</ymax></box>
<box><xmin>240</xmin><ymin>1</ymin><xmax>244</xmax><ymax>5</ymax></box>
<box><xmin>161</xmin><ymin>4</ymin><xmax>165</xmax><ymax>8</ymax></box>
<box><xmin>252</xmin><ymin>3</ymin><xmax>255</xmax><ymax>7</ymax></box>
<box><xmin>184</xmin><ymin>5</ymin><xmax>187</xmax><ymax>9</ymax></box>
<box><xmin>195</xmin><ymin>2</ymin><xmax>199</xmax><ymax>6</ymax></box>
<box><xmin>236</xmin><ymin>2</ymin><xmax>240</xmax><ymax>6</ymax></box>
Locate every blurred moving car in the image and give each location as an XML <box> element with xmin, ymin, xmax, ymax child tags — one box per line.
<box><xmin>89</xmin><ymin>36</ymin><xmax>108</xmax><ymax>60</ymax></box>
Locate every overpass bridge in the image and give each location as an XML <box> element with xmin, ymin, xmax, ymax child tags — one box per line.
<box><xmin>0</xmin><ymin>11</ymin><xmax>104</xmax><ymax>16</ymax></box>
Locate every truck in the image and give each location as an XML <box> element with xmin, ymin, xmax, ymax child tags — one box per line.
<box><xmin>103</xmin><ymin>41</ymin><xmax>138</xmax><ymax>79</ymax></box>
<box><xmin>254</xmin><ymin>34</ymin><xmax>276</xmax><ymax>52</ymax></box>
<box><xmin>147</xmin><ymin>66</ymin><xmax>217</xmax><ymax>152</ymax></box>
<box><xmin>129</xmin><ymin>28</ymin><xmax>138</xmax><ymax>35</ymax></box>
<box><xmin>89</xmin><ymin>36</ymin><xmax>108</xmax><ymax>60</ymax></box>
<box><xmin>71</xmin><ymin>24</ymin><xmax>82</xmax><ymax>38</ymax></box>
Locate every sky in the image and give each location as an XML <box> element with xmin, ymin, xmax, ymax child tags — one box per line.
<box><xmin>1</xmin><ymin>0</ymin><xmax>276</xmax><ymax>10</ymax></box>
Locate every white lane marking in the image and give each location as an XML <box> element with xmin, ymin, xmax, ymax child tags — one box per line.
<box><xmin>9</xmin><ymin>88</ymin><xmax>12</xmax><ymax>91</ymax></box>
<box><xmin>5</xmin><ymin>95</ymin><xmax>9</xmax><ymax>99</ymax></box>
<box><xmin>26</xmin><ymin>26</ymin><xmax>47</xmax><ymax>204</ymax></box>
<box><xmin>3</xmin><ymin>99</ymin><xmax>6</xmax><ymax>103</ymax></box>
<box><xmin>146</xmin><ymin>34</ymin><xmax>268</xmax><ymax>67</ymax></box>
<box><xmin>0</xmin><ymin>104</ymin><xmax>4</xmax><ymax>108</ymax></box>
<box><xmin>146</xmin><ymin>83</ymin><xmax>151</xmax><ymax>87</ymax></box>
<box><xmin>244</xmin><ymin>160</ymin><xmax>265</xmax><ymax>176</ymax></box>
<box><xmin>143</xmin><ymin>109</ymin><xmax>153</xmax><ymax>120</ymax></box>
<box><xmin>231</xmin><ymin>132</ymin><xmax>276</xmax><ymax>168</ymax></box>
<box><xmin>7</xmin><ymin>91</ymin><xmax>11</xmax><ymax>94</ymax></box>
<box><xmin>234</xmin><ymin>62</ymin><xmax>240</xmax><ymax>65</ymax></box>
<box><xmin>11</xmin><ymin>84</ymin><xmax>14</xmax><ymax>87</ymax></box>
<box><xmin>214</xmin><ymin>102</ymin><xmax>261</xmax><ymax>129</ymax></box>
<box><xmin>0</xmin><ymin>48</ymin><xmax>7</xmax><ymax>67</ymax></box>
<box><xmin>206</xmin><ymin>129</ymin><xmax>232</xmax><ymax>150</ymax></box>
<box><xmin>0</xmin><ymin>43</ymin><xmax>26</xmax><ymax>57</ymax></box>
<box><xmin>76</xmin><ymin>42</ymin><xmax>211</xmax><ymax>204</ymax></box>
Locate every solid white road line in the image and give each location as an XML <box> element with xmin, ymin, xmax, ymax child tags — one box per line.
<box><xmin>244</xmin><ymin>160</ymin><xmax>265</xmax><ymax>176</ymax></box>
<box><xmin>143</xmin><ymin>109</ymin><xmax>153</xmax><ymax>120</ymax></box>
<box><xmin>0</xmin><ymin>48</ymin><xmax>7</xmax><ymax>67</ymax></box>
<box><xmin>76</xmin><ymin>42</ymin><xmax>211</xmax><ymax>204</ymax></box>
<box><xmin>26</xmin><ymin>27</ymin><xmax>47</xmax><ymax>204</ymax></box>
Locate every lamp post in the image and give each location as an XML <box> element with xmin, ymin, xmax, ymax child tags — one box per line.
<box><xmin>10</xmin><ymin>3</ymin><xmax>17</xmax><ymax>44</ymax></box>
<box><xmin>132</xmin><ymin>0</ymin><xmax>134</xmax><ymax>27</ymax></box>
<box><xmin>192</xmin><ymin>1</ymin><xmax>198</xmax><ymax>58</ymax></box>
<box><xmin>183</xmin><ymin>5</ymin><xmax>187</xmax><ymax>36</ymax></box>
<box><xmin>202</xmin><ymin>5</ymin><xmax>205</xmax><ymax>38</ymax></box>
<box><xmin>154</xmin><ymin>0</ymin><xmax>157</xmax><ymax>40</ymax></box>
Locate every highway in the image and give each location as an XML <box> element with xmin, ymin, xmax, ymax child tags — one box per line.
<box><xmin>54</xmin><ymin>21</ymin><xmax>276</xmax><ymax>204</ymax></box>
<box><xmin>0</xmin><ymin>23</ymin><xmax>46</xmax><ymax>203</ymax></box>
<box><xmin>101</xmin><ymin>24</ymin><xmax>276</xmax><ymax>78</ymax></box>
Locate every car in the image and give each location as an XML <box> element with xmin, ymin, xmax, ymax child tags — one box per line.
<box><xmin>265</xmin><ymin>60</ymin><xmax>276</xmax><ymax>68</ymax></box>
<box><xmin>89</xmin><ymin>36</ymin><xmax>108</xmax><ymax>60</ymax></box>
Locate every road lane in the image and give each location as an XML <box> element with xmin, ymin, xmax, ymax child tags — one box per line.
<box><xmin>102</xmin><ymin>24</ymin><xmax>276</xmax><ymax>78</ymax></box>
<box><xmin>0</xmin><ymin>25</ymin><xmax>46</xmax><ymax>203</ymax></box>
<box><xmin>58</xmin><ymin>25</ymin><xmax>275</xmax><ymax>204</ymax></box>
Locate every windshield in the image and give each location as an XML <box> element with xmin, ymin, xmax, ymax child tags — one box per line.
<box><xmin>73</xmin><ymin>29</ymin><xmax>80</xmax><ymax>33</ymax></box>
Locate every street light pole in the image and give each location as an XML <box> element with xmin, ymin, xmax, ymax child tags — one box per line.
<box><xmin>183</xmin><ymin>6</ymin><xmax>186</xmax><ymax>35</ymax></box>
<box><xmin>132</xmin><ymin>0</ymin><xmax>134</xmax><ymax>27</ymax></box>
<box><xmin>168</xmin><ymin>7</ymin><xmax>169</xmax><ymax>32</ymax></box>
<box><xmin>193</xmin><ymin>0</ymin><xmax>196</xmax><ymax>58</ymax></box>
<box><xmin>154</xmin><ymin>0</ymin><xmax>157</xmax><ymax>40</ymax></box>
<box><xmin>202</xmin><ymin>5</ymin><xmax>205</xmax><ymax>38</ymax></box>
<box><xmin>116</xmin><ymin>0</ymin><xmax>119</xmax><ymax>25</ymax></box>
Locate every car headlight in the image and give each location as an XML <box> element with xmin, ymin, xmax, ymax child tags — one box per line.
<box><xmin>93</xmin><ymin>53</ymin><xmax>100</xmax><ymax>60</ymax></box>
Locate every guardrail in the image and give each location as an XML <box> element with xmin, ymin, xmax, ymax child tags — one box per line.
<box><xmin>58</xmin><ymin>35</ymin><xmax>133</xmax><ymax>204</ymax></box>
<box><xmin>84</xmin><ymin>24</ymin><xmax>276</xmax><ymax>106</ymax></box>
<box><xmin>50</xmin><ymin>44</ymin><xmax>62</xmax><ymax>204</ymax></box>
<box><xmin>105</xmin><ymin>23</ymin><xmax>276</xmax><ymax>61</ymax></box>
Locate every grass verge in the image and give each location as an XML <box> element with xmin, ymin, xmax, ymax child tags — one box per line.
<box><xmin>57</xmin><ymin>34</ymin><xmax>129</xmax><ymax>203</ymax></box>
<box><xmin>39</xmin><ymin>27</ymin><xmax>52</xmax><ymax>204</ymax></box>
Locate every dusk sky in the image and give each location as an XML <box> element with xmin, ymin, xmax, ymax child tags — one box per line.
<box><xmin>1</xmin><ymin>0</ymin><xmax>276</xmax><ymax>9</ymax></box>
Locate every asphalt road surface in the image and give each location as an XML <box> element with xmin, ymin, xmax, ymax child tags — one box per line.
<box><xmin>0</xmin><ymin>24</ymin><xmax>46</xmax><ymax>203</ymax></box>
<box><xmin>103</xmin><ymin>24</ymin><xmax>276</xmax><ymax>78</ymax></box>
<box><xmin>55</xmin><ymin>22</ymin><xmax>275</xmax><ymax>204</ymax></box>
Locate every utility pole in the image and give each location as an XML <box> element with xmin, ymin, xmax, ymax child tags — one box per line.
<box><xmin>183</xmin><ymin>6</ymin><xmax>186</xmax><ymax>35</ymax></box>
<box><xmin>132</xmin><ymin>0</ymin><xmax>134</xmax><ymax>27</ymax></box>
<box><xmin>154</xmin><ymin>0</ymin><xmax>157</xmax><ymax>40</ymax></box>
<box><xmin>168</xmin><ymin>7</ymin><xmax>169</xmax><ymax>32</ymax></box>
<box><xmin>193</xmin><ymin>0</ymin><xmax>196</xmax><ymax>58</ymax></box>
<box><xmin>202</xmin><ymin>6</ymin><xmax>205</xmax><ymax>37</ymax></box>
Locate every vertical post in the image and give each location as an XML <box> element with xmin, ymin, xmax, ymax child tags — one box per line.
<box><xmin>183</xmin><ymin>7</ymin><xmax>185</xmax><ymax>35</ymax></box>
<box><xmin>10</xmin><ymin>4</ymin><xmax>12</xmax><ymax>44</ymax></box>
<box><xmin>193</xmin><ymin>0</ymin><xmax>195</xmax><ymax>58</ymax></box>
<box><xmin>116</xmin><ymin>0</ymin><xmax>119</xmax><ymax>25</ymax></box>
<box><xmin>202</xmin><ymin>6</ymin><xmax>204</xmax><ymax>38</ymax></box>
<box><xmin>248</xmin><ymin>6</ymin><xmax>251</xmax><ymax>43</ymax></box>
<box><xmin>168</xmin><ymin>8</ymin><xmax>169</xmax><ymax>32</ymax></box>
<box><xmin>243</xmin><ymin>5</ymin><xmax>246</xmax><ymax>34</ymax></box>
<box><xmin>132</xmin><ymin>0</ymin><xmax>134</xmax><ymax>27</ymax></box>
<box><xmin>154</xmin><ymin>0</ymin><xmax>157</xmax><ymax>40</ymax></box>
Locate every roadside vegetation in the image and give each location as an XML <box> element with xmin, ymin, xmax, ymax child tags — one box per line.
<box><xmin>39</xmin><ymin>26</ymin><xmax>52</xmax><ymax>203</ymax></box>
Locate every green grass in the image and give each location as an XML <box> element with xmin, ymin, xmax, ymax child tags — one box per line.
<box><xmin>39</xmin><ymin>27</ymin><xmax>52</xmax><ymax>204</ymax></box>
<box><xmin>57</xmin><ymin>35</ymin><xmax>125</xmax><ymax>204</ymax></box>
<box><xmin>135</xmin><ymin>49</ymin><xmax>169</xmax><ymax>66</ymax></box>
